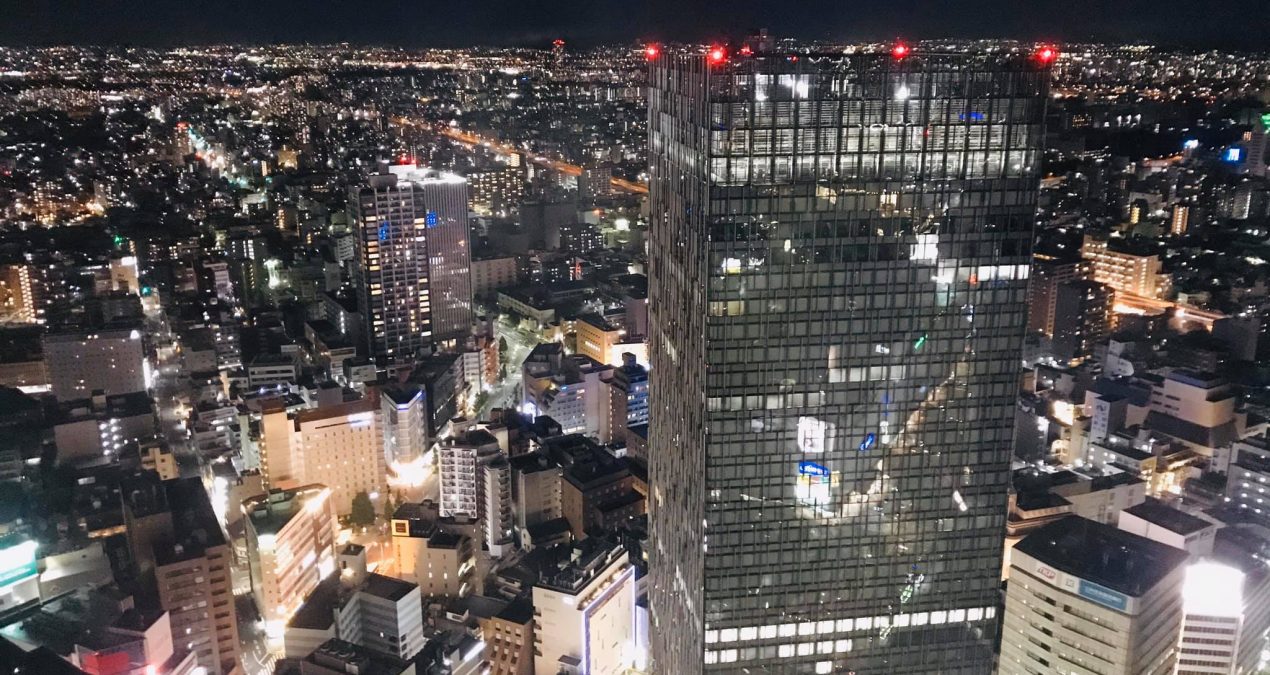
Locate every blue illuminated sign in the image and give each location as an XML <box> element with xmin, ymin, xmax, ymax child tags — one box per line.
<box><xmin>1225</xmin><ymin>147</ymin><xmax>1245</xmax><ymax>163</ymax></box>
<box><xmin>859</xmin><ymin>433</ymin><xmax>877</xmax><ymax>452</ymax></box>
<box><xmin>1183</xmin><ymin>139</ymin><xmax>1199</xmax><ymax>150</ymax></box>
<box><xmin>379</xmin><ymin>222</ymin><xmax>389</xmax><ymax>241</ymax></box>
<box><xmin>958</xmin><ymin>111</ymin><xmax>986</xmax><ymax>122</ymax></box>
<box><xmin>798</xmin><ymin>461</ymin><xmax>830</xmax><ymax>477</ymax></box>
<box><xmin>425</xmin><ymin>210</ymin><xmax>438</xmax><ymax>227</ymax></box>
<box><xmin>1077</xmin><ymin>579</ymin><xmax>1128</xmax><ymax>612</ymax></box>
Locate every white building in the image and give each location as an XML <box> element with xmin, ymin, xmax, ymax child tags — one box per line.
<box><xmin>382</xmin><ymin>385</ymin><xmax>428</xmax><ymax>467</ymax></box>
<box><xmin>1118</xmin><ymin>497</ymin><xmax>1218</xmax><ymax>557</ymax></box>
<box><xmin>286</xmin><ymin>546</ymin><xmax>425</xmax><ymax>661</ymax></box>
<box><xmin>260</xmin><ymin>397</ymin><xmax>386</xmax><ymax>517</ymax></box>
<box><xmin>1000</xmin><ymin>516</ymin><xmax>1189</xmax><ymax>675</ymax></box>
<box><xmin>439</xmin><ymin>428</ymin><xmax>501</xmax><ymax>519</ymax></box>
<box><xmin>243</xmin><ymin>485</ymin><xmax>339</xmax><ymax>630</ymax></box>
<box><xmin>482</xmin><ymin>455</ymin><xmax>513</xmax><ymax>557</ymax></box>
<box><xmin>1177</xmin><ymin>562</ymin><xmax>1244</xmax><ymax>675</ymax></box>
<box><xmin>521</xmin><ymin>344</ymin><xmax>612</xmax><ymax>437</ymax></box>
<box><xmin>532</xmin><ymin>541</ymin><xmax>637</xmax><ymax>675</ymax></box>
<box><xmin>43</xmin><ymin>327</ymin><xmax>146</xmax><ymax>400</ymax></box>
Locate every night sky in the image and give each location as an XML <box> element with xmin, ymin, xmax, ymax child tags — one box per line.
<box><xmin>3</xmin><ymin>0</ymin><xmax>1266</xmax><ymax>49</ymax></box>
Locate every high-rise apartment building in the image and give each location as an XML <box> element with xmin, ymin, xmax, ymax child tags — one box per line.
<box><xmin>648</xmin><ymin>46</ymin><xmax>1050</xmax><ymax>672</ymax></box>
<box><xmin>1025</xmin><ymin>256</ymin><xmax>1091</xmax><ymax>336</ymax></box>
<box><xmin>350</xmin><ymin>165</ymin><xmax>471</xmax><ymax>364</ymax></box>
<box><xmin>1052</xmin><ymin>279</ymin><xmax>1113</xmax><ymax>362</ymax></box>
<box><xmin>0</xmin><ymin>263</ymin><xmax>41</xmax><ymax>324</ymax></box>
<box><xmin>1081</xmin><ymin>234</ymin><xmax>1171</xmax><ymax>299</ymax></box>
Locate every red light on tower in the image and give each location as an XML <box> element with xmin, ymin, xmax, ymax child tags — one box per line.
<box><xmin>645</xmin><ymin>44</ymin><xmax>660</xmax><ymax>60</ymax></box>
<box><xmin>740</xmin><ymin>45</ymin><xmax>753</xmax><ymax>56</ymax></box>
<box><xmin>892</xmin><ymin>42</ymin><xmax>910</xmax><ymax>60</ymax></box>
<box><xmin>1035</xmin><ymin>46</ymin><xmax>1058</xmax><ymax>64</ymax></box>
<box><xmin>708</xmin><ymin>46</ymin><xmax>727</xmax><ymax>65</ymax></box>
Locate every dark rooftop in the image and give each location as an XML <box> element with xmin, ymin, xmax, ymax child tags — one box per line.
<box><xmin>1123</xmin><ymin>497</ymin><xmax>1212</xmax><ymax>536</ymax></box>
<box><xmin>496</xmin><ymin>597</ymin><xmax>534</xmax><ymax>625</ymax></box>
<box><xmin>361</xmin><ymin>573</ymin><xmax>416</xmax><ymax>602</ymax></box>
<box><xmin>1013</xmin><ymin>516</ymin><xmax>1189</xmax><ymax>599</ymax></box>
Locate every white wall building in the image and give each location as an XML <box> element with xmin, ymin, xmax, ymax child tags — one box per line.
<box><xmin>1000</xmin><ymin>517</ymin><xmax>1189</xmax><ymax>675</ymax></box>
<box><xmin>532</xmin><ymin>542</ymin><xmax>636</xmax><ymax>675</ymax></box>
<box><xmin>1177</xmin><ymin>562</ymin><xmax>1244</xmax><ymax>675</ymax></box>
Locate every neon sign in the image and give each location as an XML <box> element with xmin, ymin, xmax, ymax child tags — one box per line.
<box><xmin>798</xmin><ymin>461</ymin><xmax>830</xmax><ymax>477</ymax></box>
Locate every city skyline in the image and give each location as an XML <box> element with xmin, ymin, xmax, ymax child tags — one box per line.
<box><xmin>0</xmin><ymin>30</ymin><xmax>1269</xmax><ymax>675</ymax></box>
<box><xmin>2</xmin><ymin>1</ymin><xmax>1268</xmax><ymax>50</ymax></box>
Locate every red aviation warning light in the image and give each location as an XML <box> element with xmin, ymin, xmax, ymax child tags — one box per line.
<box><xmin>552</xmin><ymin>39</ymin><xmax>565</xmax><ymax>47</ymax></box>
<box><xmin>645</xmin><ymin>44</ymin><xmax>660</xmax><ymax>60</ymax></box>
<box><xmin>1035</xmin><ymin>46</ymin><xmax>1058</xmax><ymax>64</ymax></box>
<box><xmin>892</xmin><ymin>42</ymin><xmax>910</xmax><ymax>60</ymax></box>
<box><xmin>739</xmin><ymin>44</ymin><xmax>753</xmax><ymax>56</ymax></box>
<box><xmin>708</xmin><ymin>45</ymin><xmax>727</xmax><ymax>65</ymax></box>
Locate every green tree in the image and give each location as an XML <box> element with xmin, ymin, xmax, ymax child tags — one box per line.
<box><xmin>382</xmin><ymin>492</ymin><xmax>397</xmax><ymax>523</ymax></box>
<box><xmin>350</xmin><ymin>491</ymin><xmax>375</xmax><ymax>527</ymax></box>
<box><xmin>498</xmin><ymin>336</ymin><xmax>510</xmax><ymax>366</ymax></box>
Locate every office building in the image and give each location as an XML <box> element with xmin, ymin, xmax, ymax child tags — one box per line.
<box><xmin>390</xmin><ymin>503</ymin><xmax>476</xmax><ymax>598</ymax></box>
<box><xmin>575</xmin><ymin>313</ymin><xmax>625</xmax><ymax>366</ymax></box>
<box><xmin>260</xmin><ymin>397</ymin><xmax>386</xmax><ymax>517</ymax></box>
<box><xmin>44</xmin><ymin>327</ymin><xmax>146</xmax><ymax>400</ymax></box>
<box><xmin>350</xmin><ymin>166</ymin><xmax>471</xmax><ymax>364</ymax></box>
<box><xmin>532</xmin><ymin>540</ymin><xmax>637</xmax><ymax>675</ymax></box>
<box><xmin>648</xmin><ymin>46</ymin><xmax>1049</xmax><ymax>672</ymax></box>
<box><xmin>1117</xmin><ymin>497</ymin><xmax>1217</xmax><ymax>557</ymax></box>
<box><xmin>1000</xmin><ymin>517</ymin><xmax>1188</xmax><ymax>675</ymax></box>
<box><xmin>243</xmin><ymin>485</ymin><xmax>339</xmax><ymax>629</ymax></box>
<box><xmin>604</xmin><ymin>354</ymin><xmax>649</xmax><ymax>445</ymax></box>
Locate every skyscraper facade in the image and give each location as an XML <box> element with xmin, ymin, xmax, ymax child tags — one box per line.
<box><xmin>647</xmin><ymin>46</ymin><xmax>1050</xmax><ymax>673</ymax></box>
<box><xmin>351</xmin><ymin>166</ymin><xmax>471</xmax><ymax>365</ymax></box>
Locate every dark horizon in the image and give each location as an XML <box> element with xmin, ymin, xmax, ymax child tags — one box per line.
<box><xmin>4</xmin><ymin>0</ymin><xmax>1268</xmax><ymax>52</ymax></box>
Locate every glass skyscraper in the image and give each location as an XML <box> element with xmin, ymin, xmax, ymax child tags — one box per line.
<box><xmin>647</xmin><ymin>46</ymin><xmax>1050</xmax><ymax>673</ymax></box>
